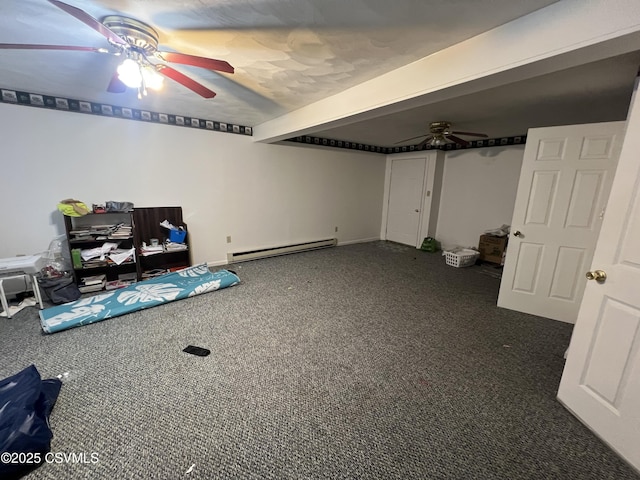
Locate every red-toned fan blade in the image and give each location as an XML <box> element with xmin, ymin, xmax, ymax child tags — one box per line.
<box><xmin>157</xmin><ymin>65</ymin><xmax>216</xmax><ymax>98</ymax></box>
<box><xmin>451</xmin><ymin>130</ymin><xmax>488</xmax><ymax>138</ymax></box>
<box><xmin>446</xmin><ymin>134</ymin><xmax>470</xmax><ymax>146</ymax></box>
<box><xmin>156</xmin><ymin>51</ymin><xmax>234</xmax><ymax>74</ymax></box>
<box><xmin>107</xmin><ymin>74</ymin><xmax>126</xmax><ymax>93</ymax></box>
<box><xmin>417</xmin><ymin>136</ymin><xmax>434</xmax><ymax>148</ymax></box>
<box><xmin>0</xmin><ymin>44</ymin><xmax>104</xmax><ymax>52</ymax></box>
<box><xmin>48</xmin><ymin>0</ymin><xmax>127</xmax><ymax>46</ymax></box>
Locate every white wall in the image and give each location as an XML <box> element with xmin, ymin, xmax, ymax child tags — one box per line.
<box><xmin>0</xmin><ymin>103</ymin><xmax>386</xmax><ymax>264</ymax></box>
<box><xmin>435</xmin><ymin>145</ymin><xmax>524</xmax><ymax>249</ymax></box>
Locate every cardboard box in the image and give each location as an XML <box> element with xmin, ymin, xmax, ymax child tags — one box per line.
<box><xmin>478</xmin><ymin>235</ymin><xmax>507</xmax><ymax>265</ymax></box>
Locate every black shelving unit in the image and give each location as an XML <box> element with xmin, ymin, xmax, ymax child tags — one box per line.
<box><xmin>132</xmin><ymin>207</ymin><xmax>191</xmax><ymax>278</ymax></box>
<box><xmin>63</xmin><ymin>207</ymin><xmax>192</xmax><ymax>292</ymax></box>
<box><xmin>64</xmin><ymin>211</ymin><xmax>137</xmax><ymax>291</ymax></box>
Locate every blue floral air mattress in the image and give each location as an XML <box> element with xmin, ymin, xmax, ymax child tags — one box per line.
<box><xmin>39</xmin><ymin>264</ymin><xmax>240</xmax><ymax>334</ymax></box>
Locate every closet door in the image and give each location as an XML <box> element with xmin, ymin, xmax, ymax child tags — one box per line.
<box><xmin>385</xmin><ymin>155</ymin><xmax>427</xmax><ymax>247</ymax></box>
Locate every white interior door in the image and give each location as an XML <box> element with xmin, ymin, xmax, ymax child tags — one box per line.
<box><xmin>558</xmin><ymin>78</ymin><xmax>640</xmax><ymax>471</ymax></box>
<box><xmin>498</xmin><ymin>121</ymin><xmax>624</xmax><ymax>323</ymax></box>
<box><xmin>386</xmin><ymin>156</ymin><xmax>426</xmax><ymax>246</ymax></box>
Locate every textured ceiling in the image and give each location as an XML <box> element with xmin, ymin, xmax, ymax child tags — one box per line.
<box><xmin>313</xmin><ymin>51</ymin><xmax>640</xmax><ymax>146</ymax></box>
<box><xmin>0</xmin><ymin>0</ymin><xmax>638</xmax><ymax>147</ymax></box>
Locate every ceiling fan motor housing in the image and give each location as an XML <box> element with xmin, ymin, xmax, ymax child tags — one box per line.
<box><xmin>429</xmin><ymin>121</ymin><xmax>452</xmax><ymax>135</ymax></box>
<box><xmin>102</xmin><ymin>16</ymin><xmax>159</xmax><ymax>55</ymax></box>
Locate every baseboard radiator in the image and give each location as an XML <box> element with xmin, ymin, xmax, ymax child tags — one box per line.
<box><xmin>227</xmin><ymin>238</ymin><xmax>337</xmax><ymax>263</ymax></box>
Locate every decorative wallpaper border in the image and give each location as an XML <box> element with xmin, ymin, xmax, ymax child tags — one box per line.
<box><xmin>285</xmin><ymin>133</ymin><xmax>527</xmax><ymax>154</ymax></box>
<box><xmin>0</xmin><ymin>86</ymin><xmax>527</xmax><ymax>153</ymax></box>
<box><xmin>0</xmin><ymin>88</ymin><xmax>253</xmax><ymax>136</ymax></box>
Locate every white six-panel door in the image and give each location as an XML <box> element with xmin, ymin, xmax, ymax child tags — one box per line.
<box><xmin>558</xmin><ymin>78</ymin><xmax>640</xmax><ymax>471</ymax></box>
<box><xmin>498</xmin><ymin>122</ymin><xmax>625</xmax><ymax>323</ymax></box>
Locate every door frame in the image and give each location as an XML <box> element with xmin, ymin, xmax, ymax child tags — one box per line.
<box><xmin>381</xmin><ymin>151</ymin><xmax>442</xmax><ymax>248</ymax></box>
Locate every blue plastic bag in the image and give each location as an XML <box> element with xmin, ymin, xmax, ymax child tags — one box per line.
<box><xmin>0</xmin><ymin>365</ymin><xmax>62</xmax><ymax>479</ymax></box>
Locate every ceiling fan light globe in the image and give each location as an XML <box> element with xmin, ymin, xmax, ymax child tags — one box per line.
<box><xmin>142</xmin><ymin>66</ymin><xmax>164</xmax><ymax>91</ymax></box>
<box><xmin>117</xmin><ymin>58</ymin><xmax>142</xmax><ymax>88</ymax></box>
<box><xmin>430</xmin><ymin>136</ymin><xmax>446</xmax><ymax>146</ymax></box>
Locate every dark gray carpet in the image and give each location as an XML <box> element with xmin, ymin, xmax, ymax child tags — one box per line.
<box><xmin>0</xmin><ymin>241</ymin><xmax>637</xmax><ymax>479</ymax></box>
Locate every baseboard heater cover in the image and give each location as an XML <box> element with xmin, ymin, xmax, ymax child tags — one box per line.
<box><xmin>227</xmin><ymin>238</ymin><xmax>337</xmax><ymax>263</ymax></box>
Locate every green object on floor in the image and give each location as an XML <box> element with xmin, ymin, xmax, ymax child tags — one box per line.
<box><xmin>420</xmin><ymin>237</ymin><xmax>440</xmax><ymax>253</ymax></box>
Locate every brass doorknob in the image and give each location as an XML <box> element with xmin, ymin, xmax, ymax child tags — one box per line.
<box><xmin>586</xmin><ymin>270</ymin><xmax>607</xmax><ymax>283</ymax></box>
<box><xmin>513</xmin><ymin>230</ymin><xmax>523</xmax><ymax>237</ymax></box>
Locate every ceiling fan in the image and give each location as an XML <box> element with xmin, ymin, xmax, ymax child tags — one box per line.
<box><xmin>397</xmin><ymin>121</ymin><xmax>488</xmax><ymax>148</ymax></box>
<box><xmin>0</xmin><ymin>0</ymin><xmax>234</xmax><ymax>99</ymax></box>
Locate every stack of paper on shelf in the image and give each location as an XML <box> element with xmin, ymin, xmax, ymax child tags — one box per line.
<box><xmin>165</xmin><ymin>242</ymin><xmax>188</xmax><ymax>252</ymax></box>
<box><xmin>78</xmin><ymin>273</ymin><xmax>106</xmax><ymax>293</ymax></box>
<box><xmin>140</xmin><ymin>244</ymin><xmax>164</xmax><ymax>256</ymax></box>
<box><xmin>108</xmin><ymin>223</ymin><xmax>133</xmax><ymax>240</ymax></box>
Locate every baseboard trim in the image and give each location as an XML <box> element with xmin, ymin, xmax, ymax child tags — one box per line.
<box><xmin>337</xmin><ymin>237</ymin><xmax>381</xmax><ymax>246</ymax></box>
<box><xmin>206</xmin><ymin>236</ymin><xmax>381</xmax><ymax>267</ymax></box>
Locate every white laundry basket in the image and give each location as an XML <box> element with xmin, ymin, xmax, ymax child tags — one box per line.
<box><xmin>445</xmin><ymin>249</ymin><xmax>479</xmax><ymax>268</ymax></box>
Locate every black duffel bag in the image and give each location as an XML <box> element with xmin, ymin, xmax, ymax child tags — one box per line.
<box><xmin>38</xmin><ymin>275</ymin><xmax>81</xmax><ymax>304</ymax></box>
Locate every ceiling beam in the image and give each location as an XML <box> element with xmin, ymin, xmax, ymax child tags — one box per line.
<box><xmin>253</xmin><ymin>0</ymin><xmax>640</xmax><ymax>144</ymax></box>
